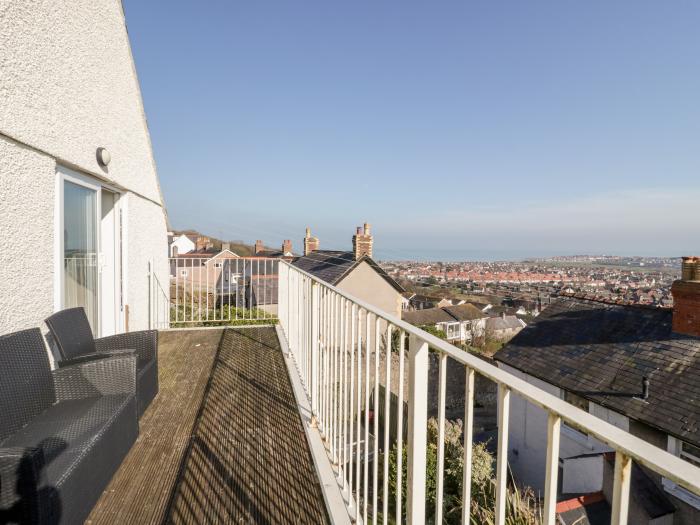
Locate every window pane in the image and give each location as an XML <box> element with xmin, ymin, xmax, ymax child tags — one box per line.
<box><xmin>64</xmin><ymin>181</ymin><xmax>98</xmax><ymax>332</ymax></box>
<box><xmin>681</xmin><ymin>442</ymin><xmax>700</xmax><ymax>467</ymax></box>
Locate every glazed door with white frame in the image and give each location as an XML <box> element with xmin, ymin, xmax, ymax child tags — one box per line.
<box><xmin>59</xmin><ymin>167</ymin><xmax>123</xmax><ymax>336</ymax></box>
<box><xmin>100</xmin><ymin>189</ymin><xmax>120</xmax><ymax>336</ymax></box>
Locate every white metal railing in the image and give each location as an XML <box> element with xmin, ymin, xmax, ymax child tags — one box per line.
<box><xmin>168</xmin><ymin>256</ymin><xmax>278</xmax><ymax>326</ymax></box>
<box><xmin>149</xmin><ymin>260</ymin><xmax>170</xmax><ymax>330</ymax></box>
<box><xmin>277</xmin><ymin>260</ymin><xmax>700</xmax><ymax>525</ymax></box>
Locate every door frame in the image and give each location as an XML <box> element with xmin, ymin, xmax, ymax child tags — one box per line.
<box><xmin>54</xmin><ymin>165</ymin><xmax>125</xmax><ymax>336</ymax></box>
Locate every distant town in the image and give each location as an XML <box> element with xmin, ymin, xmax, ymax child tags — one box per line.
<box><xmin>381</xmin><ymin>255</ymin><xmax>681</xmax><ymax>309</ymax></box>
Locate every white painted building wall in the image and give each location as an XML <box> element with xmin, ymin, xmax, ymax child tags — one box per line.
<box><xmin>0</xmin><ymin>0</ymin><xmax>168</xmax><ymax>335</ymax></box>
<box><xmin>170</xmin><ymin>235</ymin><xmax>195</xmax><ymax>256</ymax></box>
<box><xmin>499</xmin><ymin>363</ymin><xmax>629</xmax><ymax>493</ymax></box>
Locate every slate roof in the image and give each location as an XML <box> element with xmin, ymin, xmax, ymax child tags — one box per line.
<box><xmin>256</xmin><ymin>249</ymin><xmax>296</xmax><ymax>258</ymax></box>
<box><xmin>402</xmin><ymin>307</ymin><xmax>457</xmax><ymax>325</ymax></box>
<box><xmin>495</xmin><ymin>296</ymin><xmax>700</xmax><ymax>448</ymax></box>
<box><xmin>291</xmin><ymin>251</ymin><xmax>404</xmax><ymax>293</ymax></box>
<box><xmin>485</xmin><ymin>315</ymin><xmax>525</xmax><ymax>331</ymax></box>
<box><xmin>402</xmin><ymin>303</ymin><xmax>487</xmax><ymax>325</ymax></box>
<box><xmin>443</xmin><ymin>303</ymin><xmax>487</xmax><ymax>321</ymax></box>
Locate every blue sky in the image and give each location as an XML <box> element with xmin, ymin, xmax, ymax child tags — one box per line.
<box><xmin>124</xmin><ymin>1</ymin><xmax>700</xmax><ymax>260</ymax></box>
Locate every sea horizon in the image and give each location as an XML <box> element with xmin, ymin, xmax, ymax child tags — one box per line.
<box><xmin>374</xmin><ymin>248</ymin><xmax>680</xmax><ymax>263</ymax></box>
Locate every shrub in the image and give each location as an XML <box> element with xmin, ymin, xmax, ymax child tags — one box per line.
<box><xmin>386</xmin><ymin>418</ymin><xmax>541</xmax><ymax>524</ymax></box>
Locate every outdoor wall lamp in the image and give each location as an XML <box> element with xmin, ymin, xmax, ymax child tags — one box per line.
<box><xmin>97</xmin><ymin>147</ymin><xmax>111</xmax><ymax>167</ymax></box>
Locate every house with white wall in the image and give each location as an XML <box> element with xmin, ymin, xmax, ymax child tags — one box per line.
<box><xmin>0</xmin><ymin>0</ymin><xmax>168</xmax><ymax>337</ymax></box>
<box><xmin>494</xmin><ymin>273</ymin><xmax>700</xmax><ymax>525</ymax></box>
<box><xmin>403</xmin><ymin>303</ymin><xmax>488</xmax><ymax>344</ymax></box>
<box><xmin>168</xmin><ymin>233</ymin><xmax>196</xmax><ymax>257</ymax></box>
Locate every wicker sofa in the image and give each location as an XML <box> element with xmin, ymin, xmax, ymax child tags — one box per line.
<box><xmin>45</xmin><ymin>307</ymin><xmax>158</xmax><ymax>418</ymax></box>
<box><xmin>0</xmin><ymin>327</ymin><xmax>138</xmax><ymax>524</ymax></box>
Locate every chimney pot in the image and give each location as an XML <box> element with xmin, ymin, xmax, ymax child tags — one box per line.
<box><xmin>282</xmin><ymin>239</ymin><xmax>292</xmax><ymax>254</ymax></box>
<box><xmin>681</xmin><ymin>256</ymin><xmax>699</xmax><ymax>281</ymax></box>
<box><xmin>352</xmin><ymin>221</ymin><xmax>374</xmax><ymax>260</ymax></box>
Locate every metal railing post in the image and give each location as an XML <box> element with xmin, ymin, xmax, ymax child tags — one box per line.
<box><xmin>611</xmin><ymin>452</ymin><xmax>632</xmax><ymax>525</ymax></box>
<box><xmin>311</xmin><ymin>281</ymin><xmax>320</xmax><ymax>421</ymax></box>
<box><xmin>406</xmin><ymin>333</ymin><xmax>428</xmax><ymax>524</ymax></box>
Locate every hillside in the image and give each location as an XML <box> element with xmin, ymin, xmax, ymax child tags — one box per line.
<box><xmin>171</xmin><ymin>229</ymin><xmax>257</xmax><ymax>256</ymax></box>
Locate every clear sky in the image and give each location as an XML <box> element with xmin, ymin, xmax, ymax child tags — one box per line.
<box><xmin>123</xmin><ymin>1</ymin><xmax>700</xmax><ymax>260</ymax></box>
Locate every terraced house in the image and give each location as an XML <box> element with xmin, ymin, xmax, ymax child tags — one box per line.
<box><xmin>1</xmin><ymin>2</ymin><xmax>699</xmax><ymax>525</ymax></box>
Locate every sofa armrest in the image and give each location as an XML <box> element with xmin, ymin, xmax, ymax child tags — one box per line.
<box><xmin>52</xmin><ymin>353</ymin><xmax>137</xmax><ymax>402</ymax></box>
<box><xmin>95</xmin><ymin>330</ymin><xmax>157</xmax><ymax>366</ymax></box>
<box><xmin>0</xmin><ymin>446</ymin><xmax>47</xmax><ymax>523</ymax></box>
<box><xmin>56</xmin><ymin>349</ymin><xmax>135</xmax><ymax>368</ymax></box>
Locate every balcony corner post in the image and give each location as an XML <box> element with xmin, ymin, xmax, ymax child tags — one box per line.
<box><xmin>406</xmin><ymin>333</ymin><xmax>429</xmax><ymax>524</ymax></box>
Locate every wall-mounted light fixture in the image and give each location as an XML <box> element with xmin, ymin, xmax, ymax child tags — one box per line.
<box><xmin>96</xmin><ymin>147</ymin><xmax>111</xmax><ymax>167</ymax></box>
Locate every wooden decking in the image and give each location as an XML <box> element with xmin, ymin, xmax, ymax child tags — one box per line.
<box><xmin>87</xmin><ymin>327</ymin><xmax>329</xmax><ymax>525</ymax></box>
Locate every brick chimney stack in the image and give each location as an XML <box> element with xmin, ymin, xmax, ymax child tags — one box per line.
<box><xmin>352</xmin><ymin>222</ymin><xmax>373</xmax><ymax>260</ymax></box>
<box><xmin>671</xmin><ymin>256</ymin><xmax>700</xmax><ymax>337</ymax></box>
<box><xmin>196</xmin><ymin>236</ymin><xmax>211</xmax><ymax>251</ymax></box>
<box><xmin>303</xmin><ymin>228</ymin><xmax>319</xmax><ymax>256</ymax></box>
<box><xmin>255</xmin><ymin>240</ymin><xmax>264</xmax><ymax>254</ymax></box>
<box><xmin>282</xmin><ymin>239</ymin><xmax>292</xmax><ymax>254</ymax></box>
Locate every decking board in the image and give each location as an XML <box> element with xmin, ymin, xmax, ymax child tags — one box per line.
<box><xmin>167</xmin><ymin>327</ymin><xmax>329</xmax><ymax>524</ymax></box>
<box><xmin>87</xmin><ymin>327</ymin><xmax>329</xmax><ymax>525</ymax></box>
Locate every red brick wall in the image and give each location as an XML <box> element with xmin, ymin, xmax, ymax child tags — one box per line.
<box><xmin>672</xmin><ymin>280</ymin><xmax>700</xmax><ymax>337</ymax></box>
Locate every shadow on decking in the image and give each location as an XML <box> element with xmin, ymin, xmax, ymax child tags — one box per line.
<box><xmin>87</xmin><ymin>327</ymin><xmax>328</xmax><ymax>525</ymax></box>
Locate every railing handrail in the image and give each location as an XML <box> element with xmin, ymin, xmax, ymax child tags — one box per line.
<box><xmin>279</xmin><ymin>260</ymin><xmax>700</xmax><ymax>496</ymax></box>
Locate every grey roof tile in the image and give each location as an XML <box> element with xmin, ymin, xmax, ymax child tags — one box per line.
<box><xmin>495</xmin><ymin>296</ymin><xmax>700</xmax><ymax>448</ymax></box>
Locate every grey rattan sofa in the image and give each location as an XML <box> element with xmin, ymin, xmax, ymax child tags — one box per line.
<box><xmin>0</xmin><ymin>327</ymin><xmax>138</xmax><ymax>524</ymax></box>
<box><xmin>45</xmin><ymin>307</ymin><xmax>158</xmax><ymax>418</ymax></box>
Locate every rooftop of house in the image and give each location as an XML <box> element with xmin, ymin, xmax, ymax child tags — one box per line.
<box><xmin>442</xmin><ymin>303</ymin><xmax>488</xmax><ymax>322</ymax></box>
<box><xmin>173</xmin><ymin>248</ymin><xmax>220</xmax><ymax>258</ymax></box>
<box><xmin>494</xmin><ymin>295</ymin><xmax>700</xmax><ymax>448</ymax></box>
<box><xmin>402</xmin><ymin>303</ymin><xmax>487</xmax><ymax>326</ymax></box>
<box><xmin>485</xmin><ymin>315</ymin><xmax>525</xmax><ymax>331</ymax></box>
<box><xmin>256</xmin><ymin>249</ymin><xmax>294</xmax><ymax>258</ymax></box>
<box><xmin>402</xmin><ymin>306</ymin><xmax>458</xmax><ymax>325</ymax></box>
<box><xmin>291</xmin><ymin>250</ymin><xmax>404</xmax><ymax>293</ymax></box>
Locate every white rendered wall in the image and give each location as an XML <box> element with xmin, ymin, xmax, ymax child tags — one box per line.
<box><xmin>500</xmin><ymin>363</ymin><xmax>629</xmax><ymax>493</ymax></box>
<box><xmin>0</xmin><ymin>0</ymin><xmax>168</xmax><ymax>335</ymax></box>
<box><xmin>0</xmin><ymin>136</ymin><xmax>56</xmax><ymax>333</ymax></box>
<box><xmin>0</xmin><ymin>0</ymin><xmax>162</xmax><ymax>204</ymax></box>
<box><xmin>123</xmin><ymin>194</ymin><xmax>169</xmax><ymax>331</ymax></box>
<box><xmin>170</xmin><ymin>235</ymin><xmax>195</xmax><ymax>256</ymax></box>
<box><xmin>337</xmin><ymin>260</ymin><xmax>403</xmax><ymax>318</ymax></box>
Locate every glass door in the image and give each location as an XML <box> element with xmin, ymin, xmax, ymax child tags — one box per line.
<box><xmin>63</xmin><ymin>180</ymin><xmax>99</xmax><ymax>332</ymax></box>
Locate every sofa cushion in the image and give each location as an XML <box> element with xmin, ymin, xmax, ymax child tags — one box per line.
<box><xmin>0</xmin><ymin>394</ymin><xmax>133</xmax><ymax>485</ymax></box>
